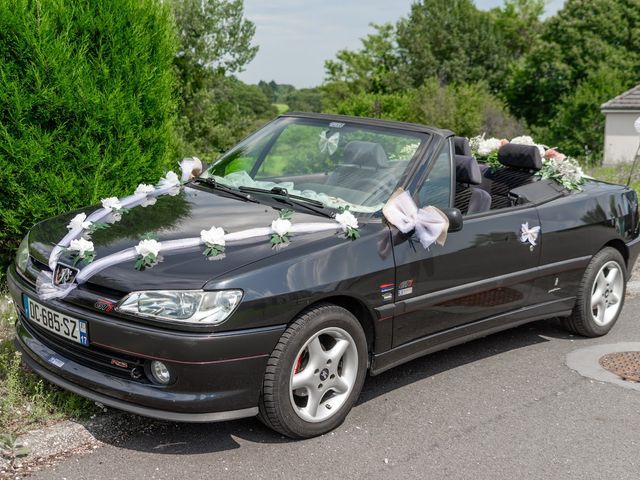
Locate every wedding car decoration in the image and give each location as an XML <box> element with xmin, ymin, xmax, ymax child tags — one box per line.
<box><xmin>382</xmin><ymin>189</ymin><xmax>449</xmax><ymax>249</ymax></box>
<box><xmin>319</xmin><ymin>131</ymin><xmax>340</xmax><ymax>155</ymax></box>
<box><xmin>66</xmin><ymin>238</ymin><xmax>95</xmax><ymax>266</ymax></box>
<box><xmin>271</xmin><ymin>209</ymin><xmax>294</xmax><ymax>246</ymax></box>
<box><xmin>469</xmin><ymin>134</ymin><xmax>585</xmax><ymax>190</ymax></box>
<box><xmin>14</xmin><ymin>113</ymin><xmax>639</xmax><ymax>441</ymax></box>
<box><xmin>134</xmin><ymin>236</ymin><xmax>162</xmax><ymax>270</ymax></box>
<box><xmin>520</xmin><ymin>222</ymin><xmax>541</xmax><ymax>247</ymax></box>
<box><xmin>38</xmin><ymin>162</ymin><xmax>367</xmax><ymax>300</ymax></box>
<box><xmin>201</xmin><ymin>226</ymin><xmax>226</xmax><ymax>257</ymax></box>
<box><xmin>335</xmin><ymin>207</ymin><xmax>360</xmax><ymax>240</ymax></box>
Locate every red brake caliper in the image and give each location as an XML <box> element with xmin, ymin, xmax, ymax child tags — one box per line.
<box><xmin>294</xmin><ymin>354</ymin><xmax>303</xmax><ymax>374</ymax></box>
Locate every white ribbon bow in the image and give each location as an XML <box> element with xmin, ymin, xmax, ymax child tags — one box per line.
<box><xmin>382</xmin><ymin>189</ymin><xmax>449</xmax><ymax>249</ymax></box>
<box><xmin>520</xmin><ymin>222</ymin><xmax>541</xmax><ymax>246</ymax></box>
<box><xmin>319</xmin><ymin>131</ymin><xmax>340</xmax><ymax>155</ymax></box>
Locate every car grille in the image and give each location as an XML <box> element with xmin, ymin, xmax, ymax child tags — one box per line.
<box><xmin>20</xmin><ymin>314</ymin><xmax>149</xmax><ymax>383</ymax></box>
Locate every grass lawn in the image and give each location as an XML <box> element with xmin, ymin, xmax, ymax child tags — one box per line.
<box><xmin>587</xmin><ymin>162</ymin><xmax>640</xmax><ymax>192</ymax></box>
<box><xmin>0</xmin><ymin>292</ymin><xmax>98</xmax><ymax>440</ymax></box>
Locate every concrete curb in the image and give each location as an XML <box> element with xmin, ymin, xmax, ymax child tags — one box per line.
<box><xmin>566</xmin><ymin>342</ymin><xmax>640</xmax><ymax>392</ymax></box>
<box><xmin>0</xmin><ymin>412</ymin><xmax>151</xmax><ymax>478</ymax></box>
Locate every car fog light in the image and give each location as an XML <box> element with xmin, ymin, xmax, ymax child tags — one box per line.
<box><xmin>150</xmin><ymin>360</ymin><xmax>171</xmax><ymax>385</ymax></box>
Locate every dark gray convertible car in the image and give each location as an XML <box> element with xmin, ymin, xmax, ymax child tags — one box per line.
<box><xmin>7</xmin><ymin>113</ymin><xmax>640</xmax><ymax>438</ymax></box>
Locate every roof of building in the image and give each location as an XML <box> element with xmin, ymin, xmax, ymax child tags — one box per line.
<box><xmin>601</xmin><ymin>84</ymin><xmax>640</xmax><ymax>112</ymax></box>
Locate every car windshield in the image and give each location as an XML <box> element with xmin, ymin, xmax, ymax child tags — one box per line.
<box><xmin>202</xmin><ymin>117</ymin><xmax>428</xmax><ymax>213</ymax></box>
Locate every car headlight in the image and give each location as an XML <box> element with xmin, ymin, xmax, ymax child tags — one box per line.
<box><xmin>116</xmin><ymin>290</ymin><xmax>243</xmax><ymax>325</ymax></box>
<box><xmin>15</xmin><ymin>233</ymin><xmax>30</xmax><ymax>274</ymax></box>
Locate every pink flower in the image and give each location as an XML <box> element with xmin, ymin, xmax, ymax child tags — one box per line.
<box><xmin>545</xmin><ymin>148</ymin><xmax>558</xmax><ymax>159</ymax></box>
<box><xmin>500</xmin><ymin>139</ymin><xmax>509</xmax><ymax>146</ymax></box>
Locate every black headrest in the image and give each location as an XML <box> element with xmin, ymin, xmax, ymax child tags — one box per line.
<box><xmin>343</xmin><ymin>141</ymin><xmax>389</xmax><ymax>169</ymax></box>
<box><xmin>455</xmin><ymin>155</ymin><xmax>481</xmax><ymax>185</ymax></box>
<box><xmin>497</xmin><ymin>143</ymin><xmax>542</xmax><ymax>171</ymax></box>
<box><xmin>453</xmin><ymin>137</ymin><xmax>471</xmax><ymax>156</ymax></box>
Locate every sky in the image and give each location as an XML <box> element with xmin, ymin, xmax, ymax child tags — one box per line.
<box><xmin>237</xmin><ymin>0</ymin><xmax>565</xmax><ymax>88</ymax></box>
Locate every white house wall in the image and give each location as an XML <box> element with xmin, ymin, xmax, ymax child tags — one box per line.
<box><xmin>603</xmin><ymin>111</ymin><xmax>640</xmax><ymax>165</ymax></box>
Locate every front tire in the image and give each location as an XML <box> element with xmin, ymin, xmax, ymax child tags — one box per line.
<box><xmin>258</xmin><ymin>304</ymin><xmax>368</xmax><ymax>438</ymax></box>
<box><xmin>562</xmin><ymin>247</ymin><xmax>626</xmax><ymax>337</ymax></box>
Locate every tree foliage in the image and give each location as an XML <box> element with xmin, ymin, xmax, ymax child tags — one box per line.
<box><xmin>327</xmin><ymin>79</ymin><xmax>523</xmax><ymax>139</ymax></box>
<box><xmin>172</xmin><ymin>0</ymin><xmax>258</xmax><ymax>78</ymax></box>
<box><xmin>322</xmin><ymin>0</ymin><xmax>639</xmax><ymax>166</ymax></box>
<box><xmin>396</xmin><ymin>0</ymin><xmax>511</xmax><ymax>90</ymax></box>
<box><xmin>171</xmin><ymin>0</ymin><xmax>274</xmax><ymax>163</ymax></box>
<box><xmin>0</xmin><ymin>0</ymin><xmax>178</xmax><ymax>272</ymax></box>
<box><xmin>174</xmin><ymin>75</ymin><xmax>275</xmax><ymax>160</ymax></box>
<box><xmin>538</xmin><ymin>68</ymin><xmax>633</xmax><ymax>163</ymax></box>
<box><xmin>325</xmin><ymin>23</ymin><xmax>407</xmax><ymax>95</ymax></box>
<box><xmin>505</xmin><ymin>0</ymin><xmax>640</xmax><ymax>124</ymax></box>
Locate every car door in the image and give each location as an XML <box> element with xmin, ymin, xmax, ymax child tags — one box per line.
<box><xmin>391</xmin><ymin>139</ymin><xmax>542</xmax><ymax>347</ymax></box>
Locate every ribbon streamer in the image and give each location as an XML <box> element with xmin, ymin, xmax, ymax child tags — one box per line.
<box><xmin>382</xmin><ymin>189</ymin><xmax>449</xmax><ymax>249</ymax></box>
<box><xmin>48</xmin><ymin>180</ymin><xmax>180</xmax><ymax>271</ymax></box>
<box><xmin>39</xmin><ymin>222</ymin><xmax>347</xmax><ymax>300</ymax></box>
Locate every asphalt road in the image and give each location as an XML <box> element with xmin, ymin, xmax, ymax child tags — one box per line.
<box><xmin>34</xmin><ymin>298</ymin><xmax>640</xmax><ymax>480</ymax></box>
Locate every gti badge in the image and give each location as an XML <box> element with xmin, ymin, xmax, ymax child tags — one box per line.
<box><xmin>95</xmin><ymin>298</ymin><xmax>115</xmax><ymax>313</ymax></box>
<box><xmin>53</xmin><ymin>264</ymin><xmax>78</xmax><ymax>286</ymax></box>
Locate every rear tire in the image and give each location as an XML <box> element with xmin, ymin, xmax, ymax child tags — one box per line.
<box><xmin>258</xmin><ymin>304</ymin><xmax>367</xmax><ymax>438</ymax></box>
<box><xmin>562</xmin><ymin>247</ymin><xmax>626</xmax><ymax>337</ymax></box>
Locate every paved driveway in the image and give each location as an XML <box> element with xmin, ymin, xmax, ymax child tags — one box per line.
<box><xmin>34</xmin><ymin>298</ymin><xmax>640</xmax><ymax>480</ymax></box>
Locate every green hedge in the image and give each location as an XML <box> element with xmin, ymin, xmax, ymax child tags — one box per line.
<box><xmin>0</xmin><ymin>0</ymin><xmax>178</xmax><ymax>276</ymax></box>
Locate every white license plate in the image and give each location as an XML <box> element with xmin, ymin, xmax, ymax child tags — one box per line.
<box><xmin>23</xmin><ymin>295</ymin><xmax>89</xmax><ymax>346</ymax></box>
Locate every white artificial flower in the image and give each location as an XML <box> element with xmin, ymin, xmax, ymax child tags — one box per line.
<box><xmin>469</xmin><ymin>134</ymin><xmax>484</xmax><ymax>153</ymax></box>
<box><xmin>135</xmin><ymin>239</ymin><xmax>161</xmax><ymax>258</ymax></box>
<box><xmin>158</xmin><ymin>170</ymin><xmax>181</xmax><ymax>188</ymax></box>
<box><xmin>165</xmin><ymin>171</ymin><xmax>179</xmax><ymax>183</ymax></box>
<box><xmin>510</xmin><ymin>135</ymin><xmax>535</xmax><ymax>146</ymax></box>
<box><xmin>141</xmin><ymin>197</ymin><xmax>157</xmax><ymax>208</ymax></box>
<box><xmin>101</xmin><ymin>197</ymin><xmax>122</xmax><ymax>212</ymax></box>
<box><xmin>68</xmin><ymin>238</ymin><xmax>94</xmax><ymax>256</ymax></box>
<box><xmin>477</xmin><ymin>138</ymin><xmax>502</xmax><ymax>157</ymax></box>
<box><xmin>67</xmin><ymin>213</ymin><xmax>92</xmax><ymax>231</ymax></box>
<box><xmin>200</xmin><ymin>226</ymin><xmax>226</xmax><ymax>247</ymax></box>
<box><xmin>135</xmin><ymin>183</ymin><xmax>155</xmax><ymax>195</ymax></box>
<box><xmin>271</xmin><ymin>218</ymin><xmax>292</xmax><ymax>237</ymax></box>
<box><xmin>335</xmin><ymin>210</ymin><xmax>359</xmax><ymax>232</ymax></box>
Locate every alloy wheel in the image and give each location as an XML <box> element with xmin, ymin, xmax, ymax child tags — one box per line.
<box><xmin>289</xmin><ymin>327</ymin><xmax>359</xmax><ymax>423</ymax></box>
<box><xmin>590</xmin><ymin>260</ymin><xmax>624</xmax><ymax>326</ymax></box>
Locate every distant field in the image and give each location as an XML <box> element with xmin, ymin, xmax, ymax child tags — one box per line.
<box><xmin>274</xmin><ymin>103</ymin><xmax>289</xmax><ymax>114</ymax></box>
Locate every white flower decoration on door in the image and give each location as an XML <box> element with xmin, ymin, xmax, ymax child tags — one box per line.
<box><xmin>520</xmin><ymin>222</ymin><xmax>541</xmax><ymax>246</ymax></box>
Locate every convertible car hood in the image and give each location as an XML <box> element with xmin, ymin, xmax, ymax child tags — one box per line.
<box><xmin>28</xmin><ymin>186</ymin><xmax>337</xmax><ymax>292</ymax></box>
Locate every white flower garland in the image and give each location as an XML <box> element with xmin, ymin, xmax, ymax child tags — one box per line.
<box><xmin>39</xmin><ymin>167</ymin><xmax>363</xmax><ymax>300</ymax></box>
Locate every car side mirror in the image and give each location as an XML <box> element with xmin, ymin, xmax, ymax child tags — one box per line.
<box><xmin>441</xmin><ymin>208</ymin><xmax>463</xmax><ymax>232</ymax></box>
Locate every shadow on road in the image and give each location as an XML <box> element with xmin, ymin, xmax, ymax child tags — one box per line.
<box><xmin>80</xmin><ymin>318</ymin><xmax>583</xmax><ymax>455</ymax></box>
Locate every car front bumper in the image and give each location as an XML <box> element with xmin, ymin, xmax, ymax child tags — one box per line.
<box><xmin>7</xmin><ymin>265</ymin><xmax>286</xmax><ymax>422</ymax></box>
